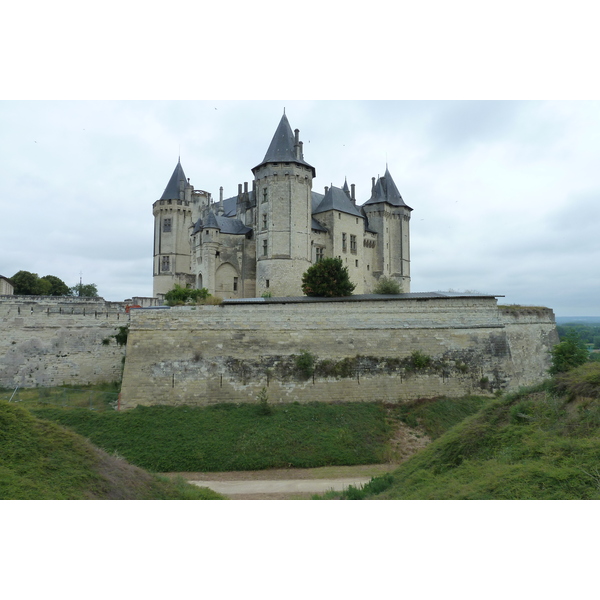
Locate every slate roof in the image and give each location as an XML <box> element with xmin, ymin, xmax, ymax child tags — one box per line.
<box><xmin>223</xmin><ymin>292</ymin><xmax>503</xmax><ymax>305</ymax></box>
<box><xmin>252</xmin><ymin>113</ymin><xmax>316</xmax><ymax>176</ymax></box>
<box><xmin>363</xmin><ymin>167</ymin><xmax>412</xmax><ymax>210</ymax></box>
<box><xmin>160</xmin><ymin>159</ymin><xmax>187</xmax><ymax>200</ymax></box>
<box><xmin>313</xmin><ymin>185</ymin><xmax>364</xmax><ymax>218</ymax></box>
<box><xmin>311</xmin><ymin>218</ymin><xmax>328</xmax><ymax>232</ymax></box>
<box><xmin>192</xmin><ymin>212</ymin><xmax>252</xmax><ymax>236</ymax></box>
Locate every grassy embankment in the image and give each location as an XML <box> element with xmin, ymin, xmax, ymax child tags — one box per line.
<box><xmin>0</xmin><ymin>400</ymin><xmax>223</xmax><ymax>500</ymax></box>
<box><xmin>321</xmin><ymin>362</ymin><xmax>600</xmax><ymax>499</ymax></box>
<box><xmin>29</xmin><ymin>396</ymin><xmax>490</xmax><ymax>473</ymax></box>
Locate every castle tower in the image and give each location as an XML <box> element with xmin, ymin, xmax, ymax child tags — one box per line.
<box><xmin>152</xmin><ymin>159</ymin><xmax>196</xmax><ymax>297</ymax></box>
<box><xmin>251</xmin><ymin>114</ymin><xmax>316</xmax><ymax>296</ymax></box>
<box><xmin>362</xmin><ymin>167</ymin><xmax>412</xmax><ymax>291</ymax></box>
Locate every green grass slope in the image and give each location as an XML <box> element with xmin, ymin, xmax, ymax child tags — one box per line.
<box><xmin>0</xmin><ymin>401</ymin><xmax>223</xmax><ymax>500</ymax></box>
<box><xmin>370</xmin><ymin>365</ymin><xmax>600</xmax><ymax>499</ymax></box>
<box><xmin>32</xmin><ymin>401</ymin><xmax>391</xmax><ymax>472</ymax></box>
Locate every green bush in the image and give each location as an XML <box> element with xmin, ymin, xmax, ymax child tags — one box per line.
<box><xmin>373</xmin><ymin>277</ymin><xmax>402</xmax><ymax>294</ymax></box>
<box><xmin>301</xmin><ymin>257</ymin><xmax>355</xmax><ymax>297</ymax></box>
<box><xmin>549</xmin><ymin>332</ymin><xmax>589</xmax><ymax>374</ymax></box>
<box><xmin>165</xmin><ymin>284</ymin><xmax>211</xmax><ymax>306</ymax></box>
<box><xmin>410</xmin><ymin>350</ymin><xmax>432</xmax><ymax>370</ymax></box>
<box><xmin>295</xmin><ymin>350</ymin><xmax>315</xmax><ymax>379</ymax></box>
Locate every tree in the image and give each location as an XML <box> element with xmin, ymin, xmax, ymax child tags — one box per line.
<box><xmin>10</xmin><ymin>271</ymin><xmax>43</xmax><ymax>295</ymax></box>
<box><xmin>301</xmin><ymin>257</ymin><xmax>356</xmax><ymax>297</ymax></box>
<box><xmin>549</xmin><ymin>332</ymin><xmax>589</xmax><ymax>374</ymax></box>
<box><xmin>10</xmin><ymin>271</ymin><xmax>71</xmax><ymax>296</ymax></box>
<box><xmin>373</xmin><ymin>276</ymin><xmax>403</xmax><ymax>294</ymax></box>
<box><xmin>70</xmin><ymin>283</ymin><xmax>99</xmax><ymax>297</ymax></box>
<box><xmin>41</xmin><ymin>275</ymin><xmax>70</xmax><ymax>296</ymax></box>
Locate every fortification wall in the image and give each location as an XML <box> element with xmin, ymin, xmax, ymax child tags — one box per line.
<box><xmin>0</xmin><ymin>296</ymin><xmax>129</xmax><ymax>388</ymax></box>
<box><xmin>119</xmin><ymin>297</ymin><xmax>559</xmax><ymax>409</ymax></box>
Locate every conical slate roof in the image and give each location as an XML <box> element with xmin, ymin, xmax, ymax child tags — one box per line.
<box><xmin>160</xmin><ymin>160</ymin><xmax>187</xmax><ymax>200</ymax></box>
<box><xmin>364</xmin><ymin>167</ymin><xmax>412</xmax><ymax>210</ymax></box>
<box><xmin>252</xmin><ymin>113</ymin><xmax>315</xmax><ymax>176</ymax></box>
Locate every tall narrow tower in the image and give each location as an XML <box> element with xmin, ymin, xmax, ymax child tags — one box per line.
<box><xmin>152</xmin><ymin>159</ymin><xmax>195</xmax><ymax>296</ymax></box>
<box><xmin>251</xmin><ymin>114</ymin><xmax>316</xmax><ymax>297</ymax></box>
<box><xmin>362</xmin><ymin>167</ymin><xmax>412</xmax><ymax>291</ymax></box>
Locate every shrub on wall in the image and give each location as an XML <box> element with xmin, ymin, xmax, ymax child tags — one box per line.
<box><xmin>301</xmin><ymin>257</ymin><xmax>355</xmax><ymax>297</ymax></box>
<box><xmin>373</xmin><ymin>277</ymin><xmax>403</xmax><ymax>295</ymax></box>
<box><xmin>165</xmin><ymin>284</ymin><xmax>211</xmax><ymax>306</ymax></box>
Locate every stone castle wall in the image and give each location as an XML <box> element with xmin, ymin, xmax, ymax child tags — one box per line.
<box><xmin>0</xmin><ymin>296</ymin><xmax>129</xmax><ymax>388</ymax></box>
<box><xmin>119</xmin><ymin>297</ymin><xmax>559</xmax><ymax>409</ymax></box>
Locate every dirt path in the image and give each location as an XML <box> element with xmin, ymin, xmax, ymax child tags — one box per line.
<box><xmin>164</xmin><ymin>464</ymin><xmax>398</xmax><ymax>500</ymax></box>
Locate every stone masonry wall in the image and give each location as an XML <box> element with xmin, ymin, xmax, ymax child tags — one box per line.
<box><xmin>0</xmin><ymin>296</ymin><xmax>129</xmax><ymax>388</ymax></box>
<box><xmin>119</xmin><ymin>297</ymin><xmax>559</xmax><ymax>409</ymax></box>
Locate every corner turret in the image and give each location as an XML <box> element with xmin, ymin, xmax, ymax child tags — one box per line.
<box><xmin>152</xmin><ymin>159</ymin><xmax>196</xmax><ymax>297</ymax></box>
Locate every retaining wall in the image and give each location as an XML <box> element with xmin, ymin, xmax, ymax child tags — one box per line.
<box><xmin>119</xmin><ymin>297</ymin><xmax>559</xmax><ymax>408</ymax></box>
<box><xmin>0</xmin><ymin>296</ymin><xmax>128</xmax><ymax>388</ymax></box>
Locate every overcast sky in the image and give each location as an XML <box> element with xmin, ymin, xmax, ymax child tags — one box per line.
<box><xmin>1</xmin><ymin>99</ymin><xmax>599</xmax><ymax>315</ymax></box>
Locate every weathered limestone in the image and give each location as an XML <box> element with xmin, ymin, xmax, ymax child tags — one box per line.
<box><xmin>0</xmin><ymin>296</ymin><xmax>128</xmax><ymax>388</ymax></box>
<box><xmin>119</xmin><ymin>296</ymin><xmax>559</xmax><ymax>409</ymax></box>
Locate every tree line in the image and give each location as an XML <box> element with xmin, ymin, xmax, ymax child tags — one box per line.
<box><xmin>558</xmin><ymin>324</ymin><xmax>600</xmax><ymax>350</ymax></box>
<box><xmin>8</xmin><ymin>271</ymin><xmax>99</xmax><ymax>297</ymax></box>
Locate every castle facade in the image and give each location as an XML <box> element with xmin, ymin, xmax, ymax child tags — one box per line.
<box><xmin>152</xmin><ymin>113</ymin><xmax>412</xmax><ymax>299</ymax></box>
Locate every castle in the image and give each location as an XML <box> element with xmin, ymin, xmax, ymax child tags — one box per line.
<box><xmin>152</xmin><ymin>113</ymin><xmax>412</xmax><ymax>299</ymax></box>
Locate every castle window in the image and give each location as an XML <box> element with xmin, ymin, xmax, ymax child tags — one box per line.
<box><xmin>161</xmin><ymin>256</ymin><xmax>170</xmax><ymax>272</ymax></box>
<box><xmin>263</xmin><ymin>239</ymin><xmax>268</xmax><ymax>256</ymax></box>
<box><xmin>163</xmin><ymin>218</ymin><xmax>172</xmax><ymax>232</ymax></box>
<box><xmin>342</xmin><ymin>233</ymin><xmax>347</xmax><ymax>252</ymax></box>
<box><xmin>350</xmin><ymin>235</ymin><xmax>357</xmax><ymax>254</ymax></box>
<box><xmin>266</xmin><ymin>279</ymin><xmax>270</xmax><ymax>288</ymax></box>
<box><xmin>316</xmin><ymin>247</ymin><xmax>324</xmax><ymax>262</ymax></box>
<box><xmin>262</xmin><ymin>212</ymin><xmax>267</xmax><ymax>230</ymax></box>
<box><xmin>355</xmin><ymin>260</ymin><xmax>359</xmax><ymax>267</ymax></box>
<box><xmin>262</xmin><ymin>188</ymin><xmax>268</xmax><ymax>203</ymax></box>
<box><xmin>233</xmin><ymin>277</ymin><xmax>238</xmax><ymax>292</ymax></box>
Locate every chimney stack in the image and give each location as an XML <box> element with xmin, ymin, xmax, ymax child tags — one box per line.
<box><xmin>351</xmin><ymin>183</ymin><xmax>356</xmax><ymax>204</ymax></box>
<box><xmin>294</xmin><ymin>128</ymin><xmax>300</xmax><ymax>159</ymax></box>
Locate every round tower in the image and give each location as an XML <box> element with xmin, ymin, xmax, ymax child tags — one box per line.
<box><xmin>251</xmin><ymin>114</ymin><xmax>316</xmax><ymax>297</ymax></box>
<box><xmin>152</xmin><ymin>159</ymin><xmax>195</xmax><ymax>297</ymax></box>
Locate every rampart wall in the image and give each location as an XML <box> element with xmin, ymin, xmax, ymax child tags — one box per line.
<box><xmin>119</xmin><ymin>297</ymin><xmax>559</xmax><ymax>409</ymax></box>
<box><xmin>0</xmin><ymin>296</ymin><xmax>129</xmax><ymax>388</ymax></box>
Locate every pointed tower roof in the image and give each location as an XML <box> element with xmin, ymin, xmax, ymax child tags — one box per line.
<box><xmin>203</xmin><ymin>211</ymin><xmax>221</xmax><ymax>230</ymax></box>
<box><xmin>252</xmin><ymin>113</ymin><xmax>316</xmax><ymax>176</ymax></box>
<box><xmin>342</xmin><ymin>178</ymin><xmax>350</xmax><ymax>196</ymax></box>
<box><xmin>363</xmin><ymin>167</ymin><xmax>412</xmax><ymax>210</ymax></box>
<box><xmin>160</xmin><ymin>159</ymin><xmax>187</xmax><ymax>200</ymax></box>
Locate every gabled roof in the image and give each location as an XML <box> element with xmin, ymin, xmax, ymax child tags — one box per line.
<box><xmin>313</xmin><ymin>185</ymin><xmax>364</xmax><ymax>218</ymax></box>
<box><xmin>363</xmin><ymin>167</ymin><xmax>412</xmax><ymax>210</ymax></box>
<box><xmin>160</xmin><ymin>159</ymin><xmax>187</xmax><ymax>200</ymax></box>
<box><xmin>252</xmin><ymin>113</ymin><xmax>316</xmax><ymax>176</ymax></box>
